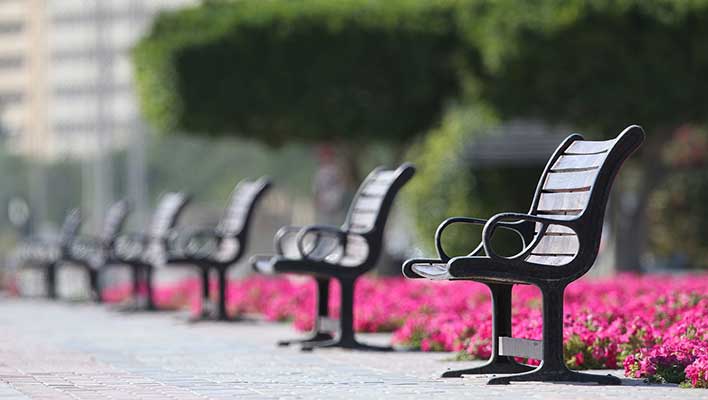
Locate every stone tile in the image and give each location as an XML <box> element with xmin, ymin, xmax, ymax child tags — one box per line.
<box><xmin>0</xmin><ymin>298</ymin><xmax>704</xmax><ymax>399</ymax></box>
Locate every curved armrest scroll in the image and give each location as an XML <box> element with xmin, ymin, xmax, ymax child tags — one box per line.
<box><xmin>274</xmin><ymin>225</ymin><xmax>302</xmax><ymax>255</ymax></box>
<box><xmin>435</xmin><ymin>216</ymin><xmax>535</xmax><ymax>262</ymax></box>
<box><xmin>295</xmin><ymin>225</ymin><xmax>347</xmax><ymax>262</ymax></box>
<box><xmin>482</xmin><ymin>213</ymin><xmax>579</xmax><ymax>263</ymax></box>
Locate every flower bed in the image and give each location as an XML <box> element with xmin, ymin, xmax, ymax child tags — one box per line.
<box><xmin>102</xmin><ymin>273</ymin><xmax>708</xmax><ymax>388</ymax></box>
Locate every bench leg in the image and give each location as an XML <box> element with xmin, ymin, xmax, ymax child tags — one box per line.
<box><xmin>131</xmin><ymin>264</ymin><xmax>141</xmax><ymax>303</ymax></box>
<box><xmin>442</xmin><ymin>283</ymin><xmax>533</xmax><ymax>377</ymax></box>
<box><xmin>487</xmin><ymin>284</ymin><xmax>620</xmax><ymax>386</ymax></box>
<box><xmin>45</xmin><ymin>262</ymin><xmax>57</xmax><ymax>299</ymax></box>
<box><xmin>302</xmin><ymin>277</ymin><xmax>392</xmax><ymax>352</ymax></box>
<box><xmin>188</xmin><ymin>268</ymin><xmax>212</xmax><ymax>320</ymax></box>
<box><xmin>215</xmin><ymin>267</ymin><xmax>230</xmax><ymax>321</ymax></box>
<box><xmin>279</xmin><ymin>277</ymin><xmax>333</xmax><ymax>346</ymax></box>
<box><xmin>88</xmin><ymin>268</ymin><xmax>102</xmax><ymax>303</ymax></box>
<box><xmin>144</xmin><ymin>265</ymin><xmax>161</xmax><ymax>311</ymax></box>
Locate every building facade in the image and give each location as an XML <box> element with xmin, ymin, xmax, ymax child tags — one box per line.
<box><xmin>0</xmin><ymin>0</ymin><xmax>195</xmax><ymax>159</ymax></box>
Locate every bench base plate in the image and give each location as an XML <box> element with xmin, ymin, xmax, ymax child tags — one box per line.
<box><xmin>488</xmin><ymin>366</ymin><xmax>621</xmax><ymax>385</ymax></box>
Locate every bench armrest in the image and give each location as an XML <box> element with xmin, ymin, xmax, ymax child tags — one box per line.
<box><xmin>295</xmin><ymin>225</ymin><xmax>347</xmax><ymax>262</ymax></box>
<box><xmin>274</xmin><ymin>225</ymin><xmax>302</xmax><ymax>255</ymax></box>
<box><xmin>69</xmin><ymin>235</ymin><xmax>106</xmax><ymax>258</ymax></box>
<box><xmin>482</xmin><ymin>212</ymin><xmax>579</xmax><ymax>263</ymax></box>
<box><xmin>435</xmin><ymin>217</ymin><xmax>535</xmax><ymax>262</ymax></box>
<box><xmin>182</xmin><ymin>228</ymin><xmax>225</xmax><ymax>260</ymax></box>
<box><xmin>113</xmin><ymin>232</ymin><xmax>150</xmax><ymax>260</ymax></box>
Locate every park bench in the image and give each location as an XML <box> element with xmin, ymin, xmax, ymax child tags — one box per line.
<box><xmin>66</xmin><ymin>200</ymin><xmax>131</xmax><ymax>302</ymax></box>
<box><xmin>252</xmin><ymin>163</ymin><xmax>415</xmax><ymax>351</ymax></box>
<box><xmin>175</xmin><ymin>178</ymin><xmax>271</xmax><ymax>321</ymax></box>
<box><xmin>403</xmin><ymin>125</ymin><xmax>644</xmax><ymax>384</ymax></box>
<box><xmin>113</xmin><ymin>192</ymin><xmax>190</xmax><ymax>311</ymax></box>
<box><xmin>18</xmin><ymin>209</ymin><xmax>81</xmax><ymax>299</ymax></box>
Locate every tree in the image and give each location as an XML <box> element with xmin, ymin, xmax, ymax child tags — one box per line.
<box><xmin>455</xmin><ymin>0</ymin><xmax>708</xmax><ymax>270</ymax></box>
<box><xmin>133</xmin><ymin>0</ymin><xmax>464</xmax><ymax>181</ymax></box>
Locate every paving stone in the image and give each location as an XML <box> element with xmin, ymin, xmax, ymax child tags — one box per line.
<box><xmin>0</xmin><ymin>298</ymin><xmax>704</xmax><ymax>399</ymax></box>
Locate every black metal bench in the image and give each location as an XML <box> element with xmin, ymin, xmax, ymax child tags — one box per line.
<box><xmin>403</xmin><ymin>126</ymin><xmax>645</xmax><ymax>385</ymax></box>
<box><xmin>113</xmin><ymin>192</ymin><xmax>190</xmax><ymax>311</ymax></box>
<box><xmin>174</xmin><ymin>178</ymin><xmax>271</xmax><ymax>321</ymax></box>
<box><xmin>18</xmin><ymin>209</ymin><xmax>82</xmax><ymax>299</ymax></box>
<box><xmin>67</xmin><ymin>200</ymin><xmax>131</xmax><ymax>302</ymax></box>
<box><xmin>252</xmin><ymin>163</ymin><xmax>415</xmax><ymax>351</ymax></box>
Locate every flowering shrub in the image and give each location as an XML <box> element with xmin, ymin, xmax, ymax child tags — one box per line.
<box><xmin>101</xmin><ymin>273</ymin><xmax>708</xmax><ymax>388</ymax></box>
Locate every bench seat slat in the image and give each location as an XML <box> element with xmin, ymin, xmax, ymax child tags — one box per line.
<box><xmin>532</xmin><ymin>235</ymin><xmax>579</xmax><ymax>255</ymax></box>
<box><xmin>353</xmin><ymin>197</ymin><xmax>383</xmax><ymax>210</ymax></box>
<box><xmin>535</xmin><ymin>222</ymin><xmax>576</xmax><ymax>235</ymax></box>
<box><xmin>361</xmin><ymin>182</ymin><xmax>390</xmax><ymax>196</ymax></box>
<box><xmin>543</xmin><ymin>170</ymin><xmax>599</xmax><ymax>192</ymax></box>
<box><xmin>551</xmin><ymin>153</ymin><xmax>607</xmax><ymax>172</ymax></box>
<box><xmin>537</xmin><ymin>192</ymin><xmax>590</xmax><ymax>213</ymax></box>
<box><xmin>564</xmin><ymin>139</ymin><xmax>615</xmax><ymax>155</ymax></box>
<box><xmin>526</xmin><ymin>254</ymin><xmax>575</xmax><ymax>266</ymax></box>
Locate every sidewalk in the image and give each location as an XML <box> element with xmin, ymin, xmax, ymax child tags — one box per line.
<box><xmin>0</xmin><ymin>297</ymin><xmax>702</xmax><ymax>399</ymax></box>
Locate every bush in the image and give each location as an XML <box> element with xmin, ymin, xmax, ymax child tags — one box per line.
<box><xmin>133</xmin><ymin>0</ymin><xmax>465</xmax><ymax>146</ymax></box>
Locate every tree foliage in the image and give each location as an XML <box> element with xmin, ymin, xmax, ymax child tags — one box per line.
<box><xmin>133</xmin><ymin>0</ymin><xmax>464</xmax><ymax>145</ymax></box>
<box><xmin>457</xmin><ymin>0</ymin><xmax>708</xmax><ymax>135</ymax></box>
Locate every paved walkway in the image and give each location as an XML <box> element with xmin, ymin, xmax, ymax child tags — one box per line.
<box><xmin>0</xmin><ymin>297</ymin><xmax>703</xmax><ymax>399</ymax></box>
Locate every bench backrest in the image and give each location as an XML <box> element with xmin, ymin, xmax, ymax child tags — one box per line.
<box><xmin>207</xmin><ymin>178</ymin><xmax>271</xmax><ymax>264</ymax></box>
<box><xmin>148</xmin><ymin>192</ymin><xmax>190</xmax><ymax>239</ymax></box>
<box><xmin>100</xmin><ymin>200</ymin><xmax>131</xmax><ymax>243</ymax></box>
<box><xmin>524</xmin><ymin>125</ymin><xmax>644</xmax><ymax>273</ymax></box>
<box><xmin>216</xmin><ymin>178</ymin><xmax>271</xmax><ymax>238</ymax></box>
<box><xmin>59</xmin><ymin>208</ymin><xmax>82</xmax><ymax>249</ymax></box>
<box><xmin>340</xmin><ymin>163</ymin><xmax>416</xmax><ymax>266</ymax></box>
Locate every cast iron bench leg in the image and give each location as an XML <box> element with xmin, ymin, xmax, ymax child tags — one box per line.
<box><xmin>89</xmin><ymin>269</ymin><xmax>102</xmax><ymax>303</ymax></box>
<box><xmin>46</xmin><ymin>262</ymin><xmax>57</xmax><ymax>299</ymax></box>
<box><xmin>442</xmin><ymin>283</ymin><xmax>533</xmax><ymax>377</ymax></box>
<box><xmin>302</xmin><ymin>277</ymin><xmax>392</xmax><ymax>352</ymax></box>
<box><xmin>145</xmin><ymin>265</ymin><xmax>158</xmax><ymax>311</ymax></box>
<box><xmin>279</xmin><ymin>278</ymin><xmax>333</xmax><ymax>346</ymax></box>
<box><xmin>215</xmin><ymin>267</ymin><xmax>231</xmax><ymax>321</ymax></box>
<box><xmin>131</xmin><ymin>264</ymin><xmax>141</xmax><ymax>305</ymax></box>
<box><xmin>187</xmin><ymin>268</ymin><xmax>215</xmax><ymax>322</ymax></box>
<box><xmin>488</xmin><ymin>284</ymin><xmax>620</xmax><ymax>385</ymax></box>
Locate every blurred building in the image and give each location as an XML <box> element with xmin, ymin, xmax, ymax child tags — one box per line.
<box><xmin>0</xmin><ymin>0</ymin><xmax>196</xmax><ymax>232</ymax></box>
<box><xmin>0</xmin><ymin>0</ymin><xmax>196</xmax><ymax>158</ymax></box>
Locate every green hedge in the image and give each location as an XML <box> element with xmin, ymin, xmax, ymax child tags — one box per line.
<box><xmin>134</xmin><ymin>0</ymin><xmax>465</xmax><ymax>145</ymax></box>
<box><xmin>135</xmin><ymin>0</ymin><xmax>708</xmax><ymax>142</ymax></box>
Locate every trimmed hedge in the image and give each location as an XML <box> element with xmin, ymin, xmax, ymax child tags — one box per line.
<box><xmin>133</xmin><ymin>0</ymin><xmax>465</xmax><ymax>145</ymax></box>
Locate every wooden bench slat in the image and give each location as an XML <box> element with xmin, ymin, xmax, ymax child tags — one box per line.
<box><xmin>537</xmin><ymin>192</ymin><xmax>590</xmax><ymax>213</ymax></box>
<box><xmin>349</xmin><ymin>212</ymin><xmax>377</xmax><ymax>228</ymax></box>
<box><xmin>361</xmin><ymin>182</ymin><xmax>390</xmax><ymax>196</ymax></box>
<box><xmin>526</xmin><ymin>254</ymin><xmax>575</xmax><ymax>266</ymax></box>
<box><xmin>532</xmin><ymin>235</ymin><xmax>579</xmax><ymax>255</ymax></box>
<box><xmin>373</xmin><ymin>170</ymin><xmax>396</xmax><ymax>182</ymax></box>
<box><xmin>551</xmin><ymin>153</ymin><xmax>607</xmax><ymax>172</ymax></box>
<box><xmin>543</xmin><ymin>170</ymin><xmax>598</xmax><ymax>192</ymax></box>
<box><xmin>352</xmin><ymin>196</ymin><xmax>383</xmax><ymax>211</ymax></box>
<box><xmin>535</xmin><ymin>222</ymin><xmax>576</xmax><ymax>235</ymax></box>
<box><xmin>564</xmin><ymin>139</ymin><xmax>615</xmax><ymax>155</ymax></box>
